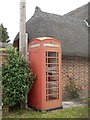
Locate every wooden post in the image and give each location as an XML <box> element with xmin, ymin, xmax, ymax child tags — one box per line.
<box><xmin>19</xmin><ymin>0</ymin><xmax>26</xmax><ymax>58</ymax></box>
<box><xmin>19</xmin><ymin>0</ymin><xmax>27</xmax><ymax>109</ymax></box>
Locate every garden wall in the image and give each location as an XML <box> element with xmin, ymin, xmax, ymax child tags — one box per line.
<box><xmin>0</xmin><ymin>50</ymin><xmax>8</xmax><ymax>107</ymax></box>
<box><xmin>0</xmin><ymin>50</ymin><xmax>9</xmax><ymax>114</ymax></box>
<box><xmin>62</xmin><ymin>55</ymin><xmax>88</xmax><ymax>100</ymax></box>
<box><xmin>0</xmin><ymin>50</ymin><xmax>8</xmax><ymax>64</ymax></box>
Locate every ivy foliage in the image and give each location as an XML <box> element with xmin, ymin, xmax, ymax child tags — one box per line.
<box><xmin>2</xmin><ymin>47</ymin><xmax>36</xmax><ymax>106</ymax></box>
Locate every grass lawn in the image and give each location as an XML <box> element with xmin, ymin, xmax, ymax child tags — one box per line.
<box><xmin>3</xmin><ymin>106</ymin><xmax>88</xmax><ymax>118</ymax></box>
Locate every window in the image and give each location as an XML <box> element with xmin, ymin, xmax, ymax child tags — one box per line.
<box><xmin>46</xmin><ymin>51</ymin><xmax>59</xmax><ymax>101</ymax></box>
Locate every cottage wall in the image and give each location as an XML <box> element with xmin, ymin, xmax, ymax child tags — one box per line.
<box><xmin>62</xmin><ymin>55</ymin><xmax>88</xmax><ymax>100</ymax></box>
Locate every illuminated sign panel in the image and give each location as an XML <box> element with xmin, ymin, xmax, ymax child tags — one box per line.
<box><xmin>30</xmin><ymin>44</ymin><xmax>40</xmax><ymax>48</ymax></box>
<box><xmin>44</xmin><ymin>43</ymin><xmax>59</xmax><ymax>47</ymax></box>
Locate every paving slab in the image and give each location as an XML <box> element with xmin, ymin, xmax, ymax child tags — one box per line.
<box><xmin>62</xmin><ymin>101</ymin><xmax>87</xmax><ymax>109</ymax></box>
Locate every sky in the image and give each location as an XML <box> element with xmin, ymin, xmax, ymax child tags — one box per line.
<box><xmin>0</xmin><ymin>0</ymin><xmax>89</xmax><ymax>43</ymax></box>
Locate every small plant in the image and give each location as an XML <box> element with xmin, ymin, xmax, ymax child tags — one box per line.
<box><xmin>40</xmin><ymin>111</ymin><xmax>48</xmax><ymax>114</ymax></box>
<box><xmin>2</xmin><ymin>46</ymin><xmax>36</xmax><ymax>107</ymax></box>
<box><xmin>65</xmin><ymin>74</ymin><xmax>82</xmax><ymax>99</ymax></box>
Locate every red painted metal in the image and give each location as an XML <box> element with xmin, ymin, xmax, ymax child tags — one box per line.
<box><xmin>28</xmin><ymin>37</ymin><xmax>62</xmax><ymax>110</ymax></box>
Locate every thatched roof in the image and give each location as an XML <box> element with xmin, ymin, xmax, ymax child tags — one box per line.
<box><xmin>64</xmin><ymin>3</ymin><xmax>88</xmax><ymax>20</ymax></box>
<box><xmin>14</xmin><ymin>4</ymin><xmax>88</xmax><ymax>57</ymax></box>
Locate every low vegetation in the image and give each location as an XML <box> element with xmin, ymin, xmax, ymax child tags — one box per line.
<box><xmin>3</xmin><ymin>106</ymin><xmax>88</xmax><ymax>118</ymax></box>
<box><xmin>2</xmin><ymin>47</ymin><xmax>36</xmax><ymax>107</ymax></box>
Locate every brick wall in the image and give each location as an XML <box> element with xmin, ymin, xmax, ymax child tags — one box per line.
<box><xmin>0</xmin><ymin>50</ymin><xmax>8</xmax><ymax>110</ymax></box>
<box><xmin>62</xmin><ymin>55</ymin><xmax>88</xmax><ymax>100</ymax></box>
<box><xmin>0</xmin><ymin>51</ymin><xmax>8</xmax><ymax>64</ymax></box>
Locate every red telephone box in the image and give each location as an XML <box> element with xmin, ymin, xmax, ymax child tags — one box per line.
<box><xmin>28</xmin><ymin>37</ymin><xmax>63</xmax><ymax>111</ymax></box>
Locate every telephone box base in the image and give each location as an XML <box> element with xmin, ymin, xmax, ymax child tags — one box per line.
<box><xmin>28</xmin><ymin>105</ymin><xmax>63</xmax><ymax>112</ymax></box>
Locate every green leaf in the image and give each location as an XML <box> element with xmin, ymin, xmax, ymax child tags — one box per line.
<box><xmin>2</xmin><ymin>46</ymin><xmax>36</xmax><ymax>106</ymax></box>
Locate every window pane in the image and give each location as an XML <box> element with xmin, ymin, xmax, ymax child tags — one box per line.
<box><xmin>46</xmin><ymin>88</ymin><xmax>59</xmax><ymax>94</ymax></box>
<box><xmin>47</xmin><ymin>70</ymin><xmax>59</xmax><ymax>76</ymax></box>
<box><xmin>46</xmin><ymin>94</ymin><xmax>59</xmax><ymax>101</ymax></box>
<box><xmin>48</xmin><ymin>76</ymin><xmax>59</xmax><ymax>81</ymax></box>
<box><xmin>48</xmin><ymin>52</ymin><xmax>57</xmax><ymax>57</ymax></box>
<box><xmin>48</xmin><ymin>58</ymin><xmax>58</xmax><ymax>63</ymax></box>
<box><xmin>46</xmin><ymin>64</ymin><xmax>59</xmax><ymax>70</ymax></box>
<box><xmin>46</xmin><ymin>82</ymin><xmax>59</xmax><ymax>88</ymax></box>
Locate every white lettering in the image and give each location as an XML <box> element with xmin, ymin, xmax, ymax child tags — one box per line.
<box><xmin>30</xmin><ymin>44</ymin><xmax>40</xmax><ymax>48</ymax></box>
<box><xmin>44</xmin><ymin>43</ymin><xmax>59</xmax><ymax>47</ymax></box>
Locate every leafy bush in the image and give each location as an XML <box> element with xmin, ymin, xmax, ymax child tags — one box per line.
<box><xmin>65</xmin><ymin>74</ymin><xmax>82</xmax><ymax>99</ymax></box>
<box><xmin>2</xmin><ymin>47</ymin><xmax>36</xmax><ymax>106</ymax></box>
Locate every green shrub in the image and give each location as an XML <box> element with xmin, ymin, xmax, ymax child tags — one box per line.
<box><xmin>2</xmin><ymin>46</ymin><xmax>36</xmax><ymax>106</ymax></box>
